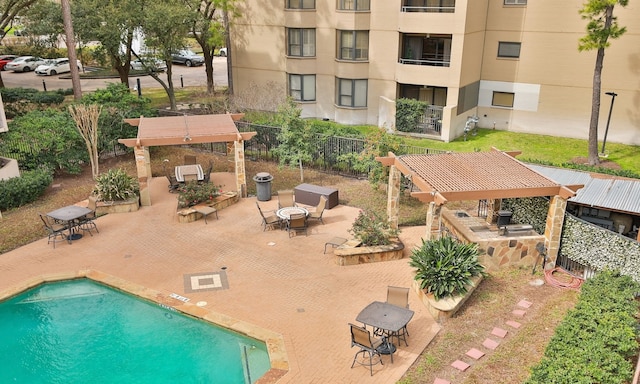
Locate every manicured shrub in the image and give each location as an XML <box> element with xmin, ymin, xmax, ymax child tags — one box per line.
<box><xmin>1</xmin><ymin>109</ymin><xmax>87</xmax><ymax>174</ymax></box>
<box><xmin>348</xmin><ymin>209</ymin><xmax>398</xmax><ymax>246</ymax></box>
<box><xmin>0</xmin><ymin>88</ymin><xmax>65</xmax><ymax>119</ymax></box>
<box><xmin>0</xmin><ymin>169</ymin><xmax>53</xmax><ymax>210</ymax></box>
<box><xmin>396</xmin><ymin>98</ymin><xmax>427</xmax><ymax>133</ymax></box>
<box><xmin>525</xmin><ymin>270</ymin><xmax>639</xmax><ymax>384</ymax></box>
<box><xmin>176</xmin><ymin>181</ymin><xmax>223</xmax><ymax>208</ymax></box>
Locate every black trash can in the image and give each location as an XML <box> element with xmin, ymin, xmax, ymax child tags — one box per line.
<box><xmin>497</xmin><ymin>210</ymin><xmax>512</xmax><ymax>227</ymax></box>
<box><xmin>253</xmin><ymin>172</ymin><xmax>273</xmax><ymax>201</ymax></box>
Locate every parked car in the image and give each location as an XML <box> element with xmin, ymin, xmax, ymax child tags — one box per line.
<box><xmin>171</xmin><ymin>50</ymin><xmax>204</xmax><ymax>67</ymax></box>
<box><xmin>35</xmin><ymin>58</ymin><xmax>83</xmax><ymax>76</ymax></box>
<box><xmin>5</xmin><ymin>56</ymin><xmax>46</xmax><ymax>72</ymax></box>
<box><xmin>219</xmin><ymin>47</ymin><xmax>227</xmax><ymax>57</ymax></box>
<box><xmin>130</xmin><ymin>58</ymin><xmax>167</xmax><ymax>72</ymax></box>
<box><xmin>0</xmin><ymin>55</ymin><xmax>18</xmax><ymax>71</ymax></box>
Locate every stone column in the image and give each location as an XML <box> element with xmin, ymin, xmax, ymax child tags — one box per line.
<box><xmin>544</xmin><ymin>195</ymin><xmax>567</xmax><ymax>269</ymax></box>
<box><xmin>486</xmin><ymin>199</ymin><xmax>500</xmax><ymax>224</ymax></box>
<box><xmin>134</xmin><ymin>146</ymin><xmax>152</xmax><ymax>206</ymax></box>
<box><xmin>425</xmin><ymin>202</ymin><xmax>437</xmax><ymax>240</ymax></box>
<box><xmin>234</xmin><ymin>140</ymin><xmax>247</xmax><ymax>197</ymax></box>
<box><xmin>386</xmin><ymin>165</ymin><xmax>401</xmax><ymax>230</ymax></box>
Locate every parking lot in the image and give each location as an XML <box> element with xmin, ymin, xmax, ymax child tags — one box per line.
<box><xmin>0</xmin><ymin>56</ymin><xmax>227</xmax><ymax>93</ymax></box>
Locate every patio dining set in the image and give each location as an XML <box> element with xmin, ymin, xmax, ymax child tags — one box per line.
<box><xmin>256</xmin><ymin>189</ymin><xmax>328</xmax><ymax>237</ymax></box>
<box><xmin>40</xmin><ymin>196</ymin><xmax>100</xmax><ymax>248</ymax></box>
<box><xmin>163</xmin><ymin>155</ymin><xmax>214</xmax><ymax>192</ymax></box>
<box><xmin>350</xmin><ymin>286</ymin><xmax>415</xmax><ymax>376</ymax></box>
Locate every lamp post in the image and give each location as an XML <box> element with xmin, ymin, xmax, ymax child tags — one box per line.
<box><xmin>601</xmin><ymin>91</ymin><xmax>617</xmax><ymax>155</ymax></box>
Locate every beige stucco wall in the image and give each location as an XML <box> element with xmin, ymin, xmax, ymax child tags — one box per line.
<box><xmin>231</xmin><ymin>0</ymin><xmax>640</xmax><ymax>145</ymax></box>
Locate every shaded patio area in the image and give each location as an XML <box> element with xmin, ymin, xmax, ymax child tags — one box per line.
<box><xmin>0</xmin><ymin>174</ymin><xmax>440</xmax><ymax>383</ymax></box>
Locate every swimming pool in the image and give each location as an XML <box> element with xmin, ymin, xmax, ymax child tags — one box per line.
<box><xmin>0</xmin><ymin>279</ymin><xmax>270</xmax><ymax>383</ymax></box>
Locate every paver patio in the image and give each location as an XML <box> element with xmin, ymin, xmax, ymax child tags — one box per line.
<box><xmin>0</xmin><ymin>174</ymin><xmax>440</xmax><ymax>383</ymax></box>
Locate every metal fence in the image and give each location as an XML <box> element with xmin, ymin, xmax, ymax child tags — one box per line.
<box><xmin>236</xmin><ymin>121</ymin><xmax>447</xmax><ymax>178</ymax></box>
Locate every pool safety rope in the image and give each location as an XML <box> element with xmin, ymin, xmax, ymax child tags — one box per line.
<box><xmin>544</xmin><ymin>267</ymin><xmax>584</xmax><ymax>290</ymax></box>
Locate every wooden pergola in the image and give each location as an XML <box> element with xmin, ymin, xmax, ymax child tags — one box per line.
<box><xmin>377</xmin><ymin>148</ymin><xmax>583</xmax><ymax>269</ymax></box>
<box><xmin>118</xmin><ymin>114</ymin><xmax>256</xmax><ymax>206</ymax></box>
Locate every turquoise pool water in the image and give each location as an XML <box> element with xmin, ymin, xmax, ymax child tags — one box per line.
<box><xmin>0</xmin><ymin>279</ymin><xmax>270</xmax><ymax>383</ymax></box>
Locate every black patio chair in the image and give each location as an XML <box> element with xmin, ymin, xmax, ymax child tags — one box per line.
<box><xmin>162</xmin><ymin>159</ymin><xmax>180</xmax><ymax>193</ymax></box>
<box><xmin>202</xmin><ymin>160</ymin><xmax>214</xmax><ymax>184</ymax></box>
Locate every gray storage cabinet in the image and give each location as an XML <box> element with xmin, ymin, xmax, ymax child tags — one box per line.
<box><xmin>294</xmin><ymin>184</ymin><xmax>339</xmax><ymax>209</ymax></box>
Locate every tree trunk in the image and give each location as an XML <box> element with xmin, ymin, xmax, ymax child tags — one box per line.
<box><xmin>587</xmin><ymin>47</ymin><xmax>604</xmax><ymax>166</ymax></box>
<box><xmin>203</xmin><ymin>50</ymin><xmax>215</xmax><ymax>94</ymax></box>
<box><xmin>224</xmin><ymin>10</ymin><xmax>233</xmax><ymax>95</ymax></box>
<box><xmin>61</xmin><ymin>0</ymin><xmax>82</xmax><ymax>100</ymax></box>
<box><xmin>299</xmin><ymin>158</ymin><xmax>304</xmax><ymax>182</ymax></box>
<box><xmin>587</xmin><ymin>4</ymin><xmax>615</xmax><ymax>166</ymax></box>
<box><xmin>166</xmin><ymin>65</ymin><xmax>177</xmax><ymax>111</ymax></box>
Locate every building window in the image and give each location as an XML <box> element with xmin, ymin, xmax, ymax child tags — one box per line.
<box><xmin>289</xmin><ymin>74</ymin><xmax>316</xmax><ymax>101</ymax></box>
<box><xmin>287</xmin><ymin>28</ymin><xmax>316</xmax><ymax>57</ymax></box>
<box><xmin>338</xmin><ymin>0</ymin><xmax>370</xmax><ymax>11</ymax></box>
<box><xmin>338</xmin><ymin>31</ymin><xmax>369</xmax><ymax>61</ymax></box>
<box><xmin>504</xmin><ymin>0</ymin><xmax>526</xmax><ymax>4</ymax></box>
<box><xmin>286</xmin><ymin>0</ymin><xmax>315</xmax><ymax>9</ymax></box>
<box><xmin>336</xmin><ymin>78</ymin><xmax>367</xmax><ymax>107</ymax></box>
<box><xmin>492</xmin><ymin>91</ymin><xmax>514</xmax><ymax>108</ymax></box>
<box><xmin>497</xmin><ymin>42</ymin><xmax>521</xmax><ymax>58</ymax></box>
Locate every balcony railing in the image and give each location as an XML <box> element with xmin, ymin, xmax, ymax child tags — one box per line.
<box><xmin>401</xmin><ymin>6</ymin><xmax>455</xmax><ymax>13</ymax></box>
<box><xmin>399</xmin><ymin>57</ymin><xmax>450</xmax><ymax>67</ymax></box>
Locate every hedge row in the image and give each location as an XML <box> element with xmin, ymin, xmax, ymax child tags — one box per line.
<box><xmin>526</xmin><ymin>270</ymin><xmax>640</xmax><ymax>384</ymax></box>
<box><xmin>0</xmin><ymin>169</ymin><xmax>53</xmax><ymax>211</ymax></box>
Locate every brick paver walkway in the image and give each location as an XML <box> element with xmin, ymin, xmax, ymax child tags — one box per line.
<box><xmin>0</xmin><ymin>174</ymin><xmax>440</xmax><ymax>383</ymax></box>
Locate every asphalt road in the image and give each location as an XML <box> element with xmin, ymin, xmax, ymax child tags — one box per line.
<box><xmin>0</xmin><ymin>57</ymin><xmax>228</xmax><ymax>94</ymax></box>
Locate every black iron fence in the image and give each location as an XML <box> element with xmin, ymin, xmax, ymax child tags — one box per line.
<box><xmin>236</xmin><ymin>121</ymin><xmax>447</xmax><ymax>178</ymax></box>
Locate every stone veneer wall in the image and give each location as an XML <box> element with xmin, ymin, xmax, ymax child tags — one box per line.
<box><xmin>441</xmin><ymin>213</ymin><xmax>544</xmax><ymax>272</ymax></box>
<box><xmin>333</xmin><ymin>241</ymin><xmax>404</xmax><ymax>266</ymax></box>
<box><xmin>177</xmin><ymin>192</ymin><xmax>239</xmax><ymax>223</ymax></box>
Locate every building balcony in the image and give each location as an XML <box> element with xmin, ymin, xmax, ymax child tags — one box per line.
<box><xmin>395</xmin><ymin>62</ymin><xmax>456</xmax><ymax>88</ymax></box>
<box><xmin>399</xmin><ymin>56</ymin><xmax>450</xmax><ymax>67</ymax></box>
<box><xmin>401</xmin><ymin>1</ymin><xmax>455</xmax><ymax>13</ymax></box>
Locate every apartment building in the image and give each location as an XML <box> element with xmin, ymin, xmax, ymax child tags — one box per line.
<box><xmin>229</xmin><ymin>0</ymin><xmax>639</xmax><ymax>145</ymax></box>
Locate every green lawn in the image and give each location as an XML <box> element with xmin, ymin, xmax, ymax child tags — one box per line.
<box><xmin>403</xmin><ymin>129</ymin><xmax>640</xmax><ymax>173</ymax></box>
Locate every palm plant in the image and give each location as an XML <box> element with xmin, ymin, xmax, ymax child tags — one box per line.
<box><xmin>409</xmin><ymin>236</ymin><xmax>486</xmax><ymax>301</ymax></box>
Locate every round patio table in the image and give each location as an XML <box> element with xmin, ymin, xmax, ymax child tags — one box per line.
<box><xmin>276</xmin><ymin>207</ymin><xmax>308</xmax><ymax>220</ymax></box>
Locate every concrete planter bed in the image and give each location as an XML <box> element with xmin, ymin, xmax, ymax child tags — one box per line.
<box><xmin>95</xmin><ymin>197</ymin><xmax>140</xmax><ymax>216</ymax></box>
<box><xmin>177</xmin><ymin>191</ymin><xmax>239</xmax><ymax>223</ymax></box>
<box><xmin>0</xmin><ymin>156</ymin><xmax>20</xmax><ymax>181</ymax></box>
<box><xmin>333</xmin><ymin>240</ymin><xmax>404</xmax><ymax>266</ymax></box>
<box><xmin>411</xmin><ymin>275</ymin><xmax>483</xmax><ymax>323</ymax></box>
